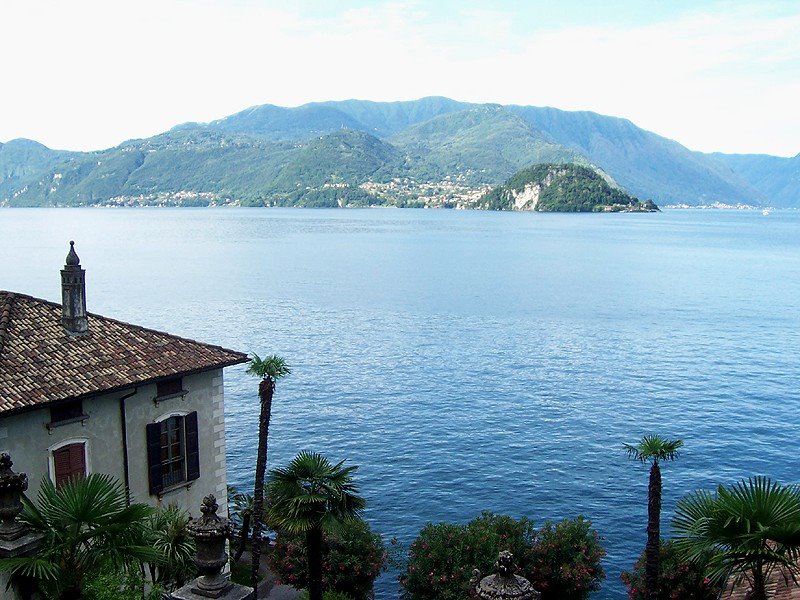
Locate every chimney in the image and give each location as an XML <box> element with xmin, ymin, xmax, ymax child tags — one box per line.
<box><xmin>61</xmin><ymin>241</ymin><xmax>88</xmax><ymax>335</ymax></box>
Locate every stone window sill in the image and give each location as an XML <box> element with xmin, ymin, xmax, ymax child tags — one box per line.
<box><xmin>158</xmin><ymin>480</ymin><xmax>193</xmax><ymax>498</ymax></box>
<box><xmin>153</xmin><ymin>390</ymin><xmax>188</xmax><ymax>407</ymax></box>
<box><xmin>46</xmin><ymin>415</ymin><xmax>89</xmax><ymax>431</ymax></box>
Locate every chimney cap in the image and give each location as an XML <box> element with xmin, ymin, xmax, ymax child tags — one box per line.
<box><xmin>65</xmin><ymin>241</ymin><xmax>80</xmax><ymax>267</ymax></box>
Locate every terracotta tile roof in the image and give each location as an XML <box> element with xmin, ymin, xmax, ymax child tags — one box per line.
<box><xmin>0</xmin><ymin>291</ymin><xmax>248</xmax><ymax>415</ymax></box>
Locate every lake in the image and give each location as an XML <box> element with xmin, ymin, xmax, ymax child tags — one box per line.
<box><xmin>3</xmin><ymin>207</ymin><xmax>800</xmax><ymax>598</ymax></box>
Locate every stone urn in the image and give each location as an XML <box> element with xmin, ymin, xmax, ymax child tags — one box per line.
<box><xmin>471</xmin><ymin>550</ymin><xmax>540</xmax><ymax>600</ymax></box>
<box><xmin>186</xmin><ymin>495</ymin><xmax>234</xmax><ymax>598</ymax></box>
<box><xmin>0</xmin><ymin>453</ymin><xmax>28</xmax><ymax>541</ymax></box>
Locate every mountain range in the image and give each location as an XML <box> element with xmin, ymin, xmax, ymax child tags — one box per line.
<box><xmin>1</xmin><ymin>97</ymin><xmax>798</xmax><ymax>208</ymax></box>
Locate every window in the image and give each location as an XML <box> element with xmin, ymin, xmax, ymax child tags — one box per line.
<box><xmin>53</xmin><ymin>442</ymin><xmax>86</xmax><ymax>487</ymax></box>
<box><xmin>146</xmin><ymin>411</ymin><xmax>199</xmax><ymax>495</ymax></box>
<box><xmin>156</xmin><ymin>377</ymin><xmax>184</xmax><ymax>398</ymax></box>
<box><xmin>47</xmin><ymin>399</ymin><xmax>88</xmax><ymax>429</ymax></box>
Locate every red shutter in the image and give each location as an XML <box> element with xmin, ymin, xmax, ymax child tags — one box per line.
<box><xmin>53</xmin><ymin>443</ymin><xmax>86</xmax><ymax>487</ymax></box>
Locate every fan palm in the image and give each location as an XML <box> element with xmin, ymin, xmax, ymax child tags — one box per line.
<box><xmin>0</xmin><ymin>473</ymin><xmax>157</xmax><ymax>599</ymax></box>
<box><xmin>624</xmin><ymin>434</ymin><xmax>683</xmax><ymax>600</ymax></box>
<box><xmin>246</xmin><ymin>353</ymin><xmax>290</xmax><ymax>589</ymax></box>
<box><xmin>672</xmin><ymin>476</ymin><xmax>800</xmax><ymax>600</ymax></box>
<box><xmin>266</xmin><ymin>451</ymin><xmax>366</xmax><ymax>600</ymax></box>
<box><xmin>146</xmin><ymin>504</ymin><xmax>195</xmax><ymax>591</ymax></box>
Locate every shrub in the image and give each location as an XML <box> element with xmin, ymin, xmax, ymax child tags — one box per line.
<box><xmin>298</xmin><ymin>591</ymin><xmax>355</xmax><ymax>600</ymax></box>
<box><xmin>620</xmin><ymin>540</ymin><xmax>720</xmax><ymax>600</ymax></box>
<box><xmin>83</xmin><ymin>565</ymin><xmax>162</xmax><ymax>600</ymax></box>
<box><xmin>268</xmin><ymin>518</ymin><xmax>386</xmax><ymax>600</ymax></box>
<box><xmin>145</xmin><ymin>504</ymin><xmax>195</xmax><ymax>591</ymax></box>
<box><xmin>527</xmin><ymin>517</ymin><xmax>605</xmax><ymax>600</ymax></box>
<box><xmin>399</xmin><ymin>512</ymin><xmax>605</xmax><ymax>600</ymax></box>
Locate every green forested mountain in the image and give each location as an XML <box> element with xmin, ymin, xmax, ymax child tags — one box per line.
<box><xmin>389</xmin><ymin>105</ymin><xmax>590</xmax><ymax>183</ymax></box>
<box><xmin>506</xmin><ymin>106</ymin><xmax>763</xmax><ymax>206</ymax></box>
<box><xmin>0</xmin><ymin>139</ymin><xmax>73</xmax><ymax>199</ymax></box>
<box><xmin>712</xmin><ymin>152</ymin><xmax>800</xmax><ymax>207</ymax></box>
<box><xmin>2</xmin><ymin>97</ymin><xmax>796</xmax><ymax>208</ymax></box>
<box><xmin>478</xmin><ymin>163</ymin><xmax>657</xmax><ymax>212</ymax></box>
<box><xmin>207</xmin><ymin>104</ymin><xmax>365</xmax><ymax>140</ymax></box>
<box><xmin>316</xmin><ymin>96</ymin><xmax>471</xmax><ymax>137</ymax></box>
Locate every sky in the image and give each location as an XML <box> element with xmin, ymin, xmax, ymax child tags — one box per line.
<box><xmin>2</xmin><ymin>0</ymin><xmax>798</xmax><ymax>156</ymax></box>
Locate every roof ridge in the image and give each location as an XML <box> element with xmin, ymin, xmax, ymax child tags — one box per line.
<box><xmin>0</xmin><ymin>293</ymin><xmax>15</xmax><ymax>354</ymax></box>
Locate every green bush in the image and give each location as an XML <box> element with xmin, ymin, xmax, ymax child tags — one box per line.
<box><xmin>526</xmin><ymin>517</ymin><xmax>605</xmax><ymax>600</ymax></box>
<box><xmin>399</xmin><ymin>512</ymin><xmax>605</xmax><ymax>600</ymax></box>
<box><xmin>83</xmin><ymin>566</ymin><xmax>162</xmax><ymax>600</ymax></box>
<box><xmin>297</xmin><ymin>591</ymin><xmax>355</xmax><ymax>600</ymax></box>
<box><xmin>620</xmin><ymin>540</ymin><xmax>720</xmax><ymax>600</ymax></box>
<box><xmin>268</xmin><ymin>518</ymin><xmax>385</xmax><ymax>600</ymax></box>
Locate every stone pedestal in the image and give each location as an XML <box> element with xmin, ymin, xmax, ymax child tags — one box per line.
<box><xmin>0</xmin><ymin>453</ymin><xmax>43</xmax><ymax>600</ymax></box>
<box><xmin>471</xmin><ymin>551</ymin><xmax>540</xmax><ymax>600</ymax></box>
<box><xmin>170</xmin><ymin>582</ymin><xmax>254</xmax><ymax>600</ymax></box>
<box><xmin>171</xmin><ymin>494</ymin><xmax>254</xmax><ymax>600</ymax></box>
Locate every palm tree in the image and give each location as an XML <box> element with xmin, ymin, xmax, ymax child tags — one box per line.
<box><xmin>246</xmin><ymin>353</ymin><xmax>290</xmax><ymax>589</ymax></box>
<box><xmin>266</xmin><ymin>451</ymin><xmax>366</xmax><ymax>600</ymax></box>
<box><xmin>146</xmin><ymin>504</ymin><xmax>195</xmax><ymax>591</ymax></box>
<box><xmin>0</xmin><ymin>473</ymin><xmax>157</xmax><ymax>599</ymax></box>
<box><xmin>673</xmin><ymin>476</ymin><xmax>800</xmax><ymax>600</ymax></box>
<box><xmin>624</xmin><ymin>434</ymin><xmax>683</xmax><ymax>600</ymax></box>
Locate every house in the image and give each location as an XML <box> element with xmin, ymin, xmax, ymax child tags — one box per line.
<box><xmin>0</xmin><ymin>242</ymin><xmax>248</xmax><ymax>510</ymax></box>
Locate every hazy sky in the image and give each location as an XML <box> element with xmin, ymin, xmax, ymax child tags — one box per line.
<box><xmin>2</xmin><ymin>0</ymin><xmax>798</xmax><ymax>155</ymax></box>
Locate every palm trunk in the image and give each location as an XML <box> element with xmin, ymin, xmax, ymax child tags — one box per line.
<box><xmin>750</xmin><ymin>565</ymin><xmax>767</xmax><ymax>600</ymax></box>
<box><xmin>250</xmin><ymin>377</ymin><xmax>275</xmax><ymax>590</ymax></box>
<box><xmin>233</xmin><ymin>511</ymin><xmax>251</xmax><ymax>563</ymax></box>
<box><xmin>645</xmin><ymin>462</ymin><xmax>662</xmax><ymax>600</ymax></box>
<box><xmin>307</xmin><ymin>525</ymin><xmax>324</xmax><ymax>600</ymax></box>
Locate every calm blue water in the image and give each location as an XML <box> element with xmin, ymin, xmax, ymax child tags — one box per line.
<box><xmin>3</xmin><ymin>208</ymin><xmax>800</xmax><ymax>598</ymax></box>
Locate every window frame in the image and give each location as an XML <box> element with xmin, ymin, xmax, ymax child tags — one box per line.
<box><xmin>146</xmin><ymin>410</ymin><xmax>200</xmax><ymax>496</ymax></box>
<box><xmin>47</xmin><ymin>399</ymin><xmax>89</xmax><ymax>430</ymax></box>
<box><xmin>48</xmin><ymin>438</ymin><xmax>90</xmax><ymax>487</ymax></box>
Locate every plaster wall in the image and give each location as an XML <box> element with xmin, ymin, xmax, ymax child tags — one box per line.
<box><xmin>0</xmin><ymin>368</ymin><xmax>228</xmax><ymax>515</ymax></box>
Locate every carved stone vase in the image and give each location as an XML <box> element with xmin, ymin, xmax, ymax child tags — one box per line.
<box><xmin>186</xmin><ymin>494</ymin><xmax>233</xmax><ymax>598</ymax></box>
<box><xmin>470</xmin><ymin>550</ymin><xmax>541</xmax><ymax>600</ymax></box>
<box><xmin>0</xmin><ymin>453</ymin><xmax>28</xmax><ymax>541</ymax></box>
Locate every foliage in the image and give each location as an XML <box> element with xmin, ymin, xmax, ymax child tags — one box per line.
<box><xmin>621</xmin><ymin>540</ymin><xmax>720</xmax><ymax>600</ymax></box>
<box><xmin>672</xmin><ymin>476</ymin><xmax>800</xmax><ymax>600</ymax></box>
<box><xmin>268</xmin><ymin>518</ymin><xmax>386</xmax><ymax>600</ymax></box>
<box><xmin>297</xmin><ymin>591</ymin><xmax>356</xmax><ymax>600</ymax></box>
<box><xmin>248</xmin><ymin>353</ymin><xmax>290</xmax><ymax>588</ymax></box>
<box><xmin>247</xmin><ymin>353</ymin><xmax>291</xmax><ymax>380</ymax></box>
<box><xmin>82</xmin><ymin>565</ymin><xmax>163</xmax><ymax>600</ymax></box>
<box><xmin>266</xmin><ymin>451</ymin><xmax>366</xmax><ymax>534</ymax></box>
<box><xmin>526</xmin><ymin>517</ymin><xmax>606</xmax><ymax>600</ymax></box>
<box><xmin>623</xmin><ymin>436</ymin><xmax>683</xmax><ymax>464</ymax></box>
<box><xmin>624</xmin><ymin>435</ymin><xmax>683</xmax><ymax>600</ymax></box>
<box><xmin>0</xmin><ymin>474</ymin><xmax>157</xmax><ymax>599</ymax></box>
<box><xmin>267</xmin><ymin>451</ymin><xmax>366</xmax><ymax>600</ymax></box>
<box><xmin>145</xmin><ymin>504</ymin><xmax>195</xmax><ymax>591</ymax></box>
<box><xmin>399</xmin><ymin>512</ymin><xmax>604</xmax><ymax>600</ymax></box>
<box><xmin>478</xmin><ymin>163</ymin><xmax>653</xmax><ymax>212</ymax></box>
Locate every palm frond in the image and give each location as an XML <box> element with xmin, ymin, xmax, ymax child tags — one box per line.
<box><xmin>266</xmin><ymin>451</ymin><xmax>365</xmax><ymax>535</ymax></box>
<box><xmin>624</xmin><ymin>434</ymin><xmax>683</xmax><ymax>463</ymax></box>
<box><xmin>247</xmin><ymin>353</ymin><xmax>291</xmax><ymax>380</ymax></box>
<box><xmin>672</xmin><ymin>476</ymin><xmax>800</xmax><ymax>596</ymax></box>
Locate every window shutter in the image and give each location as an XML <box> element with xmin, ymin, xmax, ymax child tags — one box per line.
<box><xmin>53</xmin><ymin>443</ymin><xmax>86</xmax><ymax>487</ymax></box>
<box><xmin>185</xmin><ymin>411</ymin><xmax>200</xmax><ymax>482</ymax></box>
<box><xmin>146</xmin><ymin>422</ymin><xmax>164</xmax><ymax>495</ymax></box>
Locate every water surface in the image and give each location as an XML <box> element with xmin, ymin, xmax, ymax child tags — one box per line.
<box><xmin>3</xmin><ymin>207</ymin><xmax>800</xmax><ymax>598</ymax></box>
